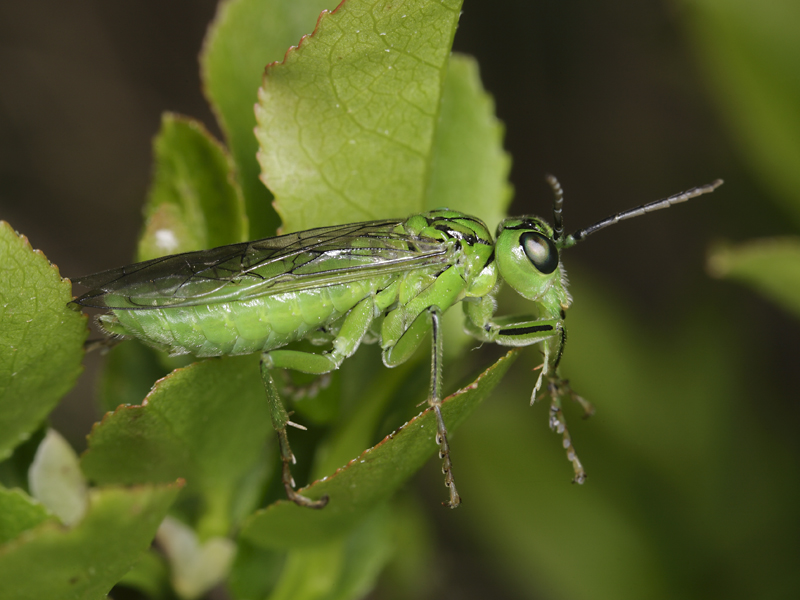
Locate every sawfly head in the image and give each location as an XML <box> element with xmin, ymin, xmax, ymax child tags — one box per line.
<box><xmin>493</xmin><ymin>176</ymin><xmax>723</xmax><ymax>312</ymax></box>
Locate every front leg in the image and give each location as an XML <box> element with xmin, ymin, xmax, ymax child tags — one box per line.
<box><xmin>463</xmin><ymin>296</ymin><xmax>563</xmax><ymax>398</ymax></box>
<box><xmin>463</xmin><ymin>296</ymin><xmax>589</xmax><ymax>484</ymax></box>
<box><xmin>546</xmin><ymin>377</ymin><xmax>591</xmax><ymax>484</ymax></box>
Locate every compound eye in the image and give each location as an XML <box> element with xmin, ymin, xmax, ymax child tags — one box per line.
<box><xmin>520</xmin><ymin>231</ymin><xmax>558</xmax><ymax>274</ymax></box>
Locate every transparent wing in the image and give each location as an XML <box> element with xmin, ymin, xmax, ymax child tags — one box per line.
<box><xmin>72</xmin><ymin>219</ymin><xmax>454</xmax><ymax>309</ymax></box>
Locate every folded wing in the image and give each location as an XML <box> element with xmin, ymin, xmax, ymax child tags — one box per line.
<box><xmin>72</xmin><ymin>220</ymin><xmax>454</xmax><ymax>309</ymax></box>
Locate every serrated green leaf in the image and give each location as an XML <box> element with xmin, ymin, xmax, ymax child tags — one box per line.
<box><xmin>427</xmin><ymin>53</ymin><xmax>513</xmax><ymax>227</ymax></box>
<box><xmin>256</xmin><ymin>0</ymin><xmax>466</xmax><ymax>232</ymax></box>
<box><xmin>708</xmin><ymin>236</ymin><xmax>800</xmax><ymax>319</ymax></box>
<box><xmin>683</xmin><ymin>0</ymin><xmax>800</xmax><ymax>222</ymax></box>
<box><xmin>0</xmin><ymin>482</ymin><xmax>181</xmax><ymax>600</ymax></box>
<box><xmin>240</xmin><ymin>350</ymin><xmax>518</xmax><ymax>550</ymax></box>
<box><xmin>81</xmin><ymin>355</ymin><xmax>271</xmax><ymax>538</ymax></box>
<box><xmin>138</xmin><ymin>113</ymin><xmax>248</xmax><ymax>262</ymax></box>
<box><xmin>0</xmin><ymin>222</ymin><xmax>87</xmax><ymax>460</ymax></box>
<box><xmin>0</xmin><ymin>487</ymin><xmax>54</xmax><ymax>545</ymax></box>
<box><xmin>202</xmin><ymin>0</ymin><xmax>338</xmax><ymax>237</ymax></box>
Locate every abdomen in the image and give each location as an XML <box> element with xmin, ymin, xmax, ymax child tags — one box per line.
<box><xmin>103</xmin><ymin>275</ymin><xmax>397</xmax><ymax>356</ymax></box>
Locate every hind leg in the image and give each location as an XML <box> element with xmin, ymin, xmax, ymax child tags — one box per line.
<box><xmin>260</xmin><ymin>296</ymin><xmax>375</xmax><ymax>509</ymax></box>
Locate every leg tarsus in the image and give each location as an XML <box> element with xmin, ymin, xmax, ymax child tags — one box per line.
<box><xmin>574</xmin><ymin>392</ymin><xmax>595</xmax><ymax>419</ymax></box>
<box><xmin>261</xmin><ymin>356</ymin><xmax>329</xmax><ymax>509</ymax></box>
<box><xmin>547</xmin><ymin>378</ymin><xmax>588</xmax><ymax>484</ymax></box>
<box><xmin>427</xmin><ymin>307</ymin><xmax>461</xmax><ymax>508</ymax></box>
<box><xmin>278</xmin><ymin>428</ymin><xmax>328</xmax><ymax>509</ymax></box>
<box><xmin>433</xmin><ymin>404</ymin><xmax>461</xmax><ymax>508</ymax></box>
<box><xmin>275</xmin><ymin>421</ymin><xmax>329</xmax><ymax>509</ymax></box>
<box><xmin>384</xmin><ymin>304</ymin><xmax>462</xmax><ymax>507</ymax></box>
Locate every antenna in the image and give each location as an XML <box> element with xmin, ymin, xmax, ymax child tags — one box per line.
<box><xmin>561</xmin><ymin>179</ymin><xmax>723</xmax><ymax>248</ymax></box>
<box><xmin>546</xmin><ymin>174</ymin><xmax>565</xmax><ymax>242</ymax></box>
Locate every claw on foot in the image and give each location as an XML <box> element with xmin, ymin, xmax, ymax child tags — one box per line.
<box><xmin>441</xmin><ymin>471</ymin><xmax>461</xmax><ymax>509</ymax></box>
<box><xmin>281</xmin><ymin>460</ymin><xmax>329</xmax><ymax>509</ymax></box>
<box><xmin>286</xmin><ymin>487</ymin><xmax>329</xmax><ymax>510</ymax></box>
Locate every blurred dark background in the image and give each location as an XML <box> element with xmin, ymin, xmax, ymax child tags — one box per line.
<box><xmin>1</xmin><ymin>1</ymin><xmax>798</xmax><ymax>599</ymax></box>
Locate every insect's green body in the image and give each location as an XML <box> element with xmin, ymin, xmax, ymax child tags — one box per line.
<box><xmin>92</xmin><ymin>210</ymin><xmax>500</xmax><ymax>362</ymax></box>
<box><xmin>105</xmin><ymin>270</ymin><xmax>397</xmax><ymax>357</ymax></box>
<box><xmin>73</xmin><ymin>179</ymin><xmax>722</xmax><ymax>509</ymax></box>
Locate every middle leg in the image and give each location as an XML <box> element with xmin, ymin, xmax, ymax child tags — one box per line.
<box><xmin>428</xmin><ymin>307</ymin><xmax>461</xmax><ymax>508</ymax></box>
<box><xmin>383</xmin><ymin>306</ymin><xmax>461</xmax><ymax>508</ymax></box>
